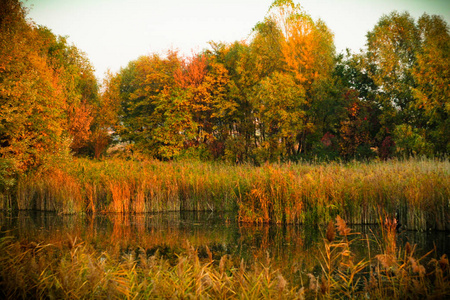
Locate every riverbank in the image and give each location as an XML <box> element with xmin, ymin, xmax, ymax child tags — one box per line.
<box><xmin>2</xmin><ymin>157</ymin><xmax>449</xmax><ymax>230</ymax></box>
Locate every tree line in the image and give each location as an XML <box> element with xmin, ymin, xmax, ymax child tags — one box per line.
<box><xmin>1</xmin><ymin>0</ymin><xmax>449</xmax><ymax>173</ymax></box>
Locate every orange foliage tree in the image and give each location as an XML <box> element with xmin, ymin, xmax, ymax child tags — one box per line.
<box><xmin>1</xmin><ymin>0</ymin><xmax>99</xmax><ymax>173</ymax></box>
<box><xmin>252</xmin><ymin>0</ymin><xmax>336</xmax><ymax>156</ymax></box>
<box><xmin>0</xmin><ymin>0</ymin><xmax>66</xmax><ymax>170</ymax></box>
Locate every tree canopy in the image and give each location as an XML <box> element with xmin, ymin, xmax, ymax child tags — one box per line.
<box><xmin>1</xmin><ymin>0</ymin><xmax>449</xmax><ymax>169</ymax></box>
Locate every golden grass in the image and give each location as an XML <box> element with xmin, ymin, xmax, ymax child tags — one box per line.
<box><xmin>7</xmin><ymin>157</ymin><xmax>450</xmax><ymax>231</ymax></box>
<box><xmin>0</xmin><ymin>216</ymin><xmax>448</xmax><ymax>299</ymax></box>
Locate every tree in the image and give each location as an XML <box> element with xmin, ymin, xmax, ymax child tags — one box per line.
<box><xmin>338</xmin><ymin>91</ymin><xmax>376</xmax><ymax>158</ymax></box>
<box><xmin>210</xmin><ymin>42</ymin><xmax>261</xmax><ymax>163</ymax></box>
<box><xmin>334</xmin><ymin>51</ymin><xmax>381</xmax><ymax>158</ymax></box>
<box><xmin>1</xmin><ymin>0</ymin><xmax>100</xmax><ymax>173</ymax></box>
<box><xmin>365</xmin><ymin>11</ymin><xmax>423</xmax><ymax>158</ymax></box>
<box><xmin>117</xmin><ymin>51</ymin><xmax>203</xmax><ymax>159</ymax></box>
<box><xmin>174</xmin><ymin>53</ymin><xmax>213</xmax><ymax>147</ymax></box>
<box><xmin>366</xmin><ymin>11</ymin><xmax>419</xmax><ymax>125</ymax></box>
<box><xmin>91</xmin><ymin>70</ymin><xmax>122</xmax><ymax>158</ymax></box>
<box><xmin>253</xmin><ymin>71</ymin><xmax>305</xmax><ymax>159</ymax></box>
<box><xmin>261</xmin><ymin>0</ymin><xmax>336</xmax><ymax>155</ymax></box>
<box><xmin>412</xmin><ymin>14</ymin><xmax>450</xmax><ymax>154</ymax></box>
<box><xmin>250</xmin><ymin>18</ymin><xmax>284</xmax><ymax>79</ymax></box>
<box><xmin>36</xmin><ymin>26</ymin><xmax>99</xmax><ymax>155</ymax></box>
<box><xmin>0</xmin><ymin>0</ymin><xmax>67</xmax><ymax>170</ymax></box>
<box><xmin>393</xmin><ymin>124</ymin><xmax>432</xmax><ymax>157</ymax></box>
<box><xmin>365</xmin><ymin>11</ymin><xmax>450</xmax><ymax>156</ymax></box>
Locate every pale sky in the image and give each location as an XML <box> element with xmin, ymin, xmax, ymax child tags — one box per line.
<box><xmin>23</xmin><ymin>0</ymin><xmax>450</xmax><ymax>81</ymax></box>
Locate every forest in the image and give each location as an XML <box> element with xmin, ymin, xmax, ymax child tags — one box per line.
<box><xmin>1</xmin><ymin>0</ymin><xmax>449</xmax><ymax>168</ymax></box>
<box><xmin>1</xmin><ymin>1</ymin><xmax>449</xmax><ymax>298</ymax></box>
<box><xmin>0</xmin><ymin>0</ymin><xmax>449</xmax><ymax>198</ymax></box>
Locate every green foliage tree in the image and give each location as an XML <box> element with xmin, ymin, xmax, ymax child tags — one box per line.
<box><xmin>412</xmin><ymin>14</ymin><xmax>450</xmax><ymax>154</ymax></box>
<box><xmin>253</xmin><ymin>72</ymin><xmax>305</xmax><ymax>160</ymax></box>
<box><xmin>117</xmin><ymin>52</ymin><xmax>185</xmax><ymax>158</ymax></box>
<box><xmin>210</xmin><ymin>42</ymin><xmax>260</xmax><ymax>163</ymax></box>
<box><xmin>364</xmin><ymin>11</ymin><xmax>449</xmax><ymax>156</ymax></box>
<box><xmin>393</xmin><ymin>124</ymin><xmax>432</xmax><ymax>157</ymax></box>
<box><xmin>366</xmin><ymin>12</ymin><xmax>419</xmax><ymax>127</ymax></box>
<box><xmin>333</xmin><ymin>52</ymin><xmax>381</xmax><ymax>158</ymax></box>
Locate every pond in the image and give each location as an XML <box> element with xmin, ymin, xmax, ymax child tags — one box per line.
<box><xmin>1</xmin><ymin>211</ymin><xmax>448</xmax><ymax>274</ymax></box>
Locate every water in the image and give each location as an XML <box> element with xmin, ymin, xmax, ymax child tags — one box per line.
<box><xmin>1</xmin><ymin>211</ymin><xmax>448</xmax><ymax>277</ymax></box>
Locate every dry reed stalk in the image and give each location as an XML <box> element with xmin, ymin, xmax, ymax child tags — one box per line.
<box><xmin>107</xmin><ymin>180</ymin><xmax>131</xmax><ymax>213</ymax></box>
<box><xmin>84</xmin><ymin>182</ymin><xmax>96</xmax><ymax>213</ymax></box>
<box><xmin>134</xmin><ymin>182</ymin><xmax>146</xmax><ymax>213</ymax></box>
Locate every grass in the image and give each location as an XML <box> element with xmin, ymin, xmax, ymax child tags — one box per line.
<box><xmin>4</xmin><ymin>157</ymin><xmax>450</xmax><ymax>230</ymax></box>
<box><xmin>0</xmin><ymin>216</ymin><xmax>448</xmax><ymax>299</ymax></box>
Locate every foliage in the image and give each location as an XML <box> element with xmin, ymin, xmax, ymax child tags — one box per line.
<box><xmin>0</xmin><ymin>158</ymin><xmax>16</xmax><ymax>199</ymax></box>
<box><xmin>393</xmin><ymin>124</ymin><xmax>433</xmax><ymax>157</ymax></box>
<box><xmin>363</xmin><ymin>11</ymin><xmax>449</xmax><ymax>157</ymax></box>
<box><xmin>0</xmin><ymin>0</ymin><xmax>67</xmax><ymax>171</ymax></box>
<box><xmin>253</xmin><ymin>71</ymin><xmax>306</xmax><ymax>160</ymax></box>
<box><xmin>106</xmin><ymin>1</ymin><xmax>450</xmax><ymax>162</ymax></box>
<box><xmin>105</xmin><ymin>0</ymin><xmax>339</xmax><ymax>162</ymax></box>
<box><xmin>412</xmin><ymin>14</ymin><xmax>450</xmax><ymax>154</ymax></box>
<box><xmin>0</xmin><ymin>0</ymin><xmax>99</xmax><ymax>175</ymax></box>
<box><xmin>1</xmin><ymin>0</ymin><xmax>450</xmax><ymax>173</ymax></box>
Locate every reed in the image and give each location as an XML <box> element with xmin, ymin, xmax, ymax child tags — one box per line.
<box><xmin>6</xmin><ymin>157</ymin><xmax>450</xmax><ymax>231</ymax></box>
<box><xmin>16</xmin><ymin>167</ymin><xmax>83</xmax><ymax>214</ymax></box>
<box><xmin>236</xmin><ymin>159</ymin><xmax>449</xmax><ymax>230</ymax></box>
<box><xmin>312</xmin><ymin>215</ymin><xmax>450</xmax><ymax>299</ymax></box>
<box><xmin>1</xmin><ymin>216</ymin><xmax>448</xmax><ymax>299</ymax></box>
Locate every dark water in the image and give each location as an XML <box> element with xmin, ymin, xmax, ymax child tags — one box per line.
<box><xmin>1</xmin><ymin>211</ymin><xmax>448</xmax><ymax>276</ymax></box>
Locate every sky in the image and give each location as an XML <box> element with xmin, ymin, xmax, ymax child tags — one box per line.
<box><xmin>23</xmin><ymin>0</ymin><xmax>450</xmax><ymax>81</ymax></box>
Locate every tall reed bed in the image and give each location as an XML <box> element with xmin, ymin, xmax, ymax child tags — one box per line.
<box><xmin>15</xmin><ymin>158</ymin><xmax>240</xmax><ymax>214</ymax></box>
<box><xmin>236</xmin><ymin>159</ymin><xmax>449</xmax><ymax>230</ymax></box>
<box><xmin>9</xmin><ymin>158</ymin><xmax>450</xmax><ymax>230</ymax></box>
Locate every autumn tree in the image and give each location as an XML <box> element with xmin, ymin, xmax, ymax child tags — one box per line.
<box><xmin>365</xmin><ymin>11</ymin><xmax>449</xmax><ymax>156</ymax></box>
<box><xmin>102</xmin><ymin>1</ymin><xmax>449</xmax><ymax>161</ymax></box>
<box><xmin>255</xmin><ymin>0</ymin><xmax>336</xmax><ymax>155</ymax></box>
<box><xmin>208</xmin><ymin>42</ymin><xmax>261</xmax><ymax>162</ymax></box>
<box><xmin>174</xmin><ymin>53</ymin><xmax>213</xmax><ymax>149</ymax></box>
<box><xmin>117</xmin><ymin>51</ymin><xmax>200</xmax><ymax>159</ymax></box>
<box><xmin>0</xmin><ymin>0</ymin><xmax>67</xmax><ymax>171</ymax></box>
<box><xmin>412</xmin><ymin>14</ymin><xmax>450</xmax><ymax>154</ymax></box>
<box><xmin>333</xmin><ymin>51</ymin><xmax>381</xmax><ymax>158</ymax></box>
<box><xmin>0</xmin><ymin>0</ymin><xmax>100</xmax><ymax>180</ymax></box>
<box><xmin>204</xmin><ymin>58</ymin><xmax>232</xmax><ymax>158</ymax></box>
<box><xmin>253</xmin><ymin>72</ymin><xmax>305</xmax><ymax>160</ymax></box>
<box><xmin>338</xmin><ymin>91</ymin><xmax>377</xmax><ymax>158</ymax></box>
<box><xmin>90</xmin><ymin>70</ymin><xmax>122</xmax><ymax>158</ymax></box>
<box><xmin>36</xmin><ymin>26</ymin><xmax>99</xmax><ymax>155</ymax></box>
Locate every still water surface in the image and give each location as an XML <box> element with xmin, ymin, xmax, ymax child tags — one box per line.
<box><xmin>1</xmin><ymin>211</ymin><xmax>448</xmax><ymax>274</ymax></box>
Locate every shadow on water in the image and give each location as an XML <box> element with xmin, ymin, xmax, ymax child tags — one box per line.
<box><xmin>1</xmin><ymin>210</ymin><xmax>448</xmax><ymax>277</ymax></box>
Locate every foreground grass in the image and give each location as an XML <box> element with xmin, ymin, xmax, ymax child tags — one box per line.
<box><xmin>0</xmin><ymin>216</ymin><xmax>448</xmax><ymax>299</ymax></box>
<box><xmin>4</xmin><ymin>157</ymin><xmax>450</xmax><ymax>230</ymax></box>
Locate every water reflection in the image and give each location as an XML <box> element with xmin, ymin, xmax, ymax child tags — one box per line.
<box><xmin>1</xmin><ymin>211</ymin><xmax>448</xmax><ymax>268</ymax></box>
